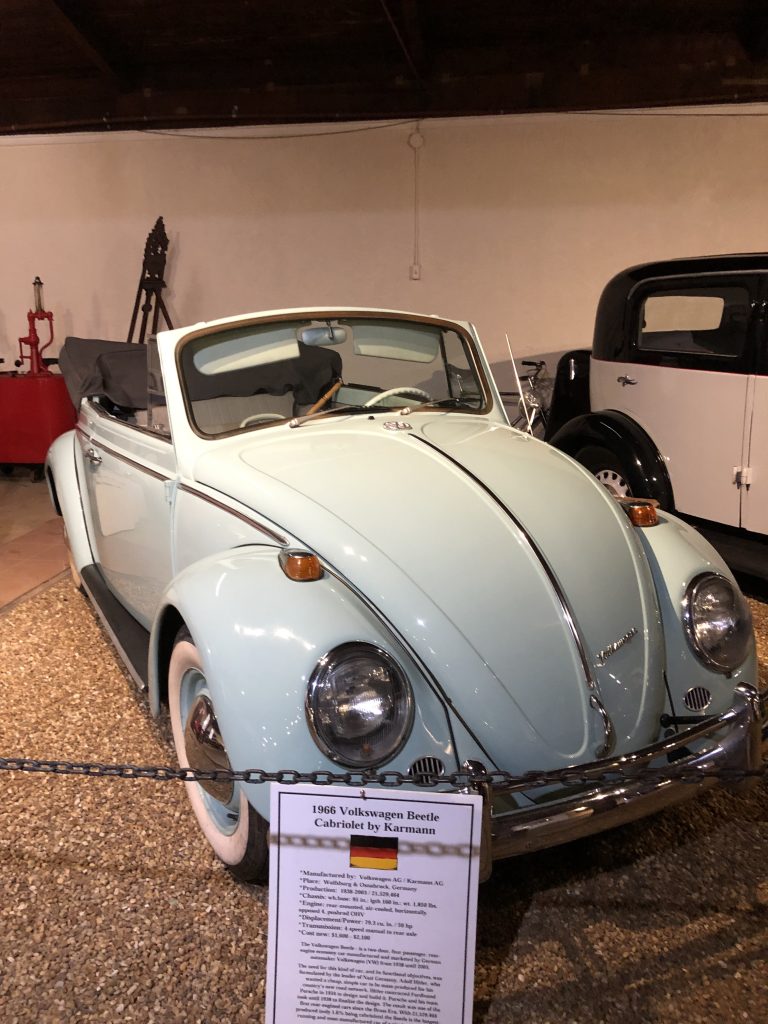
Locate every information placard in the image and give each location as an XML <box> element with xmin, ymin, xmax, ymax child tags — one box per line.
<box><xmin>265</xmin><ymin>784</ymin><xmax>482</xmax><ymax>1024</ymax></box>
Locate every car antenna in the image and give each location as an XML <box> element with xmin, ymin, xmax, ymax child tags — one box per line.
<box><xmin>505</xmin><ymin>333</ymin><xmax>534</xmax><ymax>435</ymax></box>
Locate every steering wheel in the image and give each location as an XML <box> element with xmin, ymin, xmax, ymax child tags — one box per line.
<box><xmin>239</xmin><ymin>412</ymin><xmax>285</xmax><ymax>428</ymax></box>
<box><xmin>363</xmin><ymin>386</ymin><xmax>432</xmax><ymax>408</ymax></box>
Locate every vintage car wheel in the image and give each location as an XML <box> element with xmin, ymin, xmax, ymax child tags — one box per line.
<box><xmin>576</xmin><ymin>445</ymin><xmax>633</xmax><ymax>499</ymax></box>
<box><xmin>168</xmin><ymin>631</ymin><xmax>269</xmax><ymax>883</ymax></box>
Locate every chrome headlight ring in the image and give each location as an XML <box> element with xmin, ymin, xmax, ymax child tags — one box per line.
<box><xmin>306</xmin><ymin>642</ymin><xmax>414</xmax><ymax>768</ymax></box>
<box><xmin>682</xmin><ymin>572</ymin><xmax>753</xmax><ymax>674</ymax></box>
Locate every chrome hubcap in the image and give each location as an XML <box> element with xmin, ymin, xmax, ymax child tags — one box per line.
<box><xmin>184</xmin><ymin>694</ymin><xmax>235</xmax><ymax>804</ymax></box>
<box><xmin>595</xmin><ymin>468</ymin><xmax>631</xmax><ymax>498</ymax></box>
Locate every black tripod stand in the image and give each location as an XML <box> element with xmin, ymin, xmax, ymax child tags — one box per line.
<box><xmin>127</xmin><ymin>217</ymin><xmax>174</xmax><ymax>344</ymax></box>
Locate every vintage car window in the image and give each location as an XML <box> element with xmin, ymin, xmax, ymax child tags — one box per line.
<box><xmin>442</xmin><ymin>327</ymin><xmax>483</xmax><ymax>403</ymax></box>
<box><xmin>643</xmin><ymin>294</ymin><xmax>724</xmax><ymax>332</ymax></box>
<box><xmin>146</xmin><ymin>337</ymin><xmax>172</xmax><ymax>438</ymax></box>
<box><xmin>179</xmin><ymin>316</ymin><xmax>486</xmax><ymax>436</ymax></box>
<box><xmin>352</xmin><ymin>321</ymin><xmax>441</xmax><ymax>362</ymax></box>
<box><xmin>637</xmin><ymin>286</ymin><xmax>750</xmax><ymax>360</ymax></box>
<box><xmin>192</xmin><ymin>324</ymin><xmax>300</xmax><ymax>374</ymax></box>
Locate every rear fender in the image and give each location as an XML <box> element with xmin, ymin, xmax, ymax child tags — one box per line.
<box><xmin>149</xmin><ymin>546</ymin><xmax>455</xmax><ymax>821</ymax></box>
<box><xmin>45</xmin><ymin>430</ymin><xmax>93</xmax><ymax>572</ymax></box>
<box><xmin>544</xmin><ymin>348</ymin><xmax>591</xmax><ymax>439</ymax></box>
<box><xmin>550</xmin><ymin>410</ymin><xmax>674</xmax><ymax>509</ymax></box>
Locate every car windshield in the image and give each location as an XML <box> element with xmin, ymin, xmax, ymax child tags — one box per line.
<box><xmin>178</xmin><ymin>314</ymin><xmax>487</xmax><ymax>437</ymax></box>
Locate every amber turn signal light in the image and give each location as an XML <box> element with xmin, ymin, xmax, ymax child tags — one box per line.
<box><xmin>279</xmin><ymin>550</ymin><xmax>324</xmax><ymax>581</ymax></box>
<box><xmin>618</xmin><ymin>498</ymin><xmax>659</xmax><ymax>528</ymax></box>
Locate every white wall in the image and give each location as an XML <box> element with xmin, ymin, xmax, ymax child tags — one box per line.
<box><xmin>1</xmin><ymin>107</ymin><xmax>767</xmax><ymax>388</ymax></box>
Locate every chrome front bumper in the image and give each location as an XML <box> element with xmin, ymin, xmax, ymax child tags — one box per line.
<box><xmin>482</xmin><ymin>684</ymin><xmax>768</xmax><ymax>880</ymax></box>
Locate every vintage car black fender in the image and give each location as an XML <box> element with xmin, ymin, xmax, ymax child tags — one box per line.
<box><xmin>550</xmin><ymin>409</ymin><xmax>675</xmax><ymax>510</ymax></box>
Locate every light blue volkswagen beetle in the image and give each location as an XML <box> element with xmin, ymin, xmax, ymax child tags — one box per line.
<box><xmin>46</xmin><ymin>309</ymin><xmax>767</xmax><ymax>882</ymax></box>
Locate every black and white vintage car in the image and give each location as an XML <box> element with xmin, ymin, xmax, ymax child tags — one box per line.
<box><xmin>548</xmin><ymin>253</ymin><xmax>768</xmax><ymax>577</ymax></box>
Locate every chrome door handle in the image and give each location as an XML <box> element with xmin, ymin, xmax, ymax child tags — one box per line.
<box><xmin>617</xmin><ymin>375</ymin><xmax>637</xmax><ymax>386</ymax></box>
<box><xmin>85</xmin><ymin>447</ymin><xmax>102</xmax><ymax>465</ymax></box>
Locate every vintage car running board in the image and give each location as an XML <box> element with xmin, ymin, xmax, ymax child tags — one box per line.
<box><xmin>80</xmin><ymin>564</ymin><xmax>150</xmax><ymax>691</ymax></box>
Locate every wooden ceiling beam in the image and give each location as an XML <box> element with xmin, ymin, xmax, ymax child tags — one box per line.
<box><xmin>379</xmin><ymin>0</ymin><xmax>424</xmax><ymax>82</ymax></box>
<box><xmin>42</xmin><ymin>0</ymin><xmax>127</xmax><ymax>91</ymax></box>
<box><xmin>1</xmin><ymin>4</ymin><xmax>767</xmax><ymax>134</ymax></box>
<box><xmin>400</xmin><ymin>0</ymin><xmax>427</xmax><ymax>72</ymax></box>
<box><xmin>5</xmin><ymin>28</ymin><xmax>739</xmax><ymax>101</ymax></box>
<box><xmin>3</xmin><ymin>59</ymin><xmax>768</xmax><ymax>137</ymax></box>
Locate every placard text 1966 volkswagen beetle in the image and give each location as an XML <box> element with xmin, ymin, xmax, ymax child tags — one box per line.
<box><xmin>46</xmin><ymin>309</ymin><xmax>767</xmax><ymax>882</ymax></box>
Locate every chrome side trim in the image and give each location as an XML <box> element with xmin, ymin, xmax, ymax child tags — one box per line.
<box><xmin>76</xmin><ymin>427</ymin><xmax>170</xmax><ymax>482</ymax></box>
<box><xmin>488</xmin><ymin>684</ymin><xmax>766</xmax><ymax>861</ymax></box>
<box><xmin>411</xmin><ymin>434</ymin><xmax>616</xmax><ymax>758</ymax></box>
<box><xmin>84</xmin><ymin>398</ymin><xmax>173</xmax><ymax>443</ymax></box>
<box><xmin>76</xmin><ymin>425</ymin><xmax>287</xmax><ymax>543</ymax></box>
<box><xmin>177</xmin><ymin>483</ymin><xmax>287</xmax><ymax>545</ymax></box>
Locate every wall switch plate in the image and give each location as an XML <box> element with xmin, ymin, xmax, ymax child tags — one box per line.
<box><xmin>409</xmin><ymin>263</ymin><xmax>421</xmax><ymax>280</ymax></box>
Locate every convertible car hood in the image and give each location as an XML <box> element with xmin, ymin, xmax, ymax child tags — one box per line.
<box><xmin>192</xmin><ymin>416</ymin><xmax>665</xmax><ymax>769</ymax></box>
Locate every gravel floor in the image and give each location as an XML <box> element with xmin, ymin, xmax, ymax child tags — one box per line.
<box><xmin>0</xmin><ymin>577</ymin><xmax>767</xmax><ymax>1024</ymax></box>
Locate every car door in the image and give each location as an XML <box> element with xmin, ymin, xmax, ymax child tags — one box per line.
<box><xmin>77</xmin><ymin>400</ymin><xmax>176</xmax><ymax>629</ymax></box>
<box><xmin>740</xmin><ymin>287</ymin><xmax>768</xmax><ymax>534</ymax></box>
<box><xmin>590</xmin><ymin>275</ymin><xmax>762</xmax><ymax>528</ymax></box>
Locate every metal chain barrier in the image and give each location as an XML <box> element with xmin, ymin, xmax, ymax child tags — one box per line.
<box><xmin>0</xmin><ymin>756</ymin><xmax>766</xmax><ymax>791</ymax></box>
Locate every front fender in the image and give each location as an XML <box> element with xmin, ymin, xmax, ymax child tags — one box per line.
<box><xmin>632</xmin><ymin>512</ymin><xmax>757</xmax><ymax>717</ymax></box>
<box><xmin>550</xmin><ymin>410</ymin><xmax>674</xmax><ymax>509</ymax></box>
<box><xmin>149</xmin><ymin>546</ymin><xmax>456</xmax><ymax>820</ymax></box>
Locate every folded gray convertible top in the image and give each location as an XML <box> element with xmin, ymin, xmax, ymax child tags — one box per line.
<box><xmin>59</xmin><ymin>337</ymin><xmax>148</xmax><ymax>410</ymax></box>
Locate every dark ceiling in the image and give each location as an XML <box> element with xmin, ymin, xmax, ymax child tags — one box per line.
<box><xmin>3</xmin><ymin>0</ymin><xmax>768</xmax><ymax>135</ymax></box>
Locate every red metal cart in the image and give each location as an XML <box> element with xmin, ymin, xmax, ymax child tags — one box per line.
<box><xmin>0</xmin><ymin>278</ymin><xmax>76</xmax><ymax>468</ymax></box>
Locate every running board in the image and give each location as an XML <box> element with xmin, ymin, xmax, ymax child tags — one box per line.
<box><xmin>80</xmin><ymin>564</ymin><xmax>150</xmax><ymax>690</ymax></box>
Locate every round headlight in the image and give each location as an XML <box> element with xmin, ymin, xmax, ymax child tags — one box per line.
<box><xmin>306</xmin><ymin>643</ymin><xmax>414</xmax><ymax>767</ymax></box>
<box><xmin>683</xmin><ymin>573</ymin><xmax>753</xmax><ymax>673</ymax></box>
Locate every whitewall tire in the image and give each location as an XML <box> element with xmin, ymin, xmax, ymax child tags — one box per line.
<box><xmin>168</xmin><ymin>632</ymin><xmax>269</xmax><ymax>883</ymax></box>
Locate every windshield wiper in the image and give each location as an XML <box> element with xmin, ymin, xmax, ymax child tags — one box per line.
<box><xmin>289</xmin><ymin>404</ymin><xmax>377</xmax><ymax>428</ymax></box>
<box><xmin>417</xmin><ymin>397</ymin><xmax>476</xmax><ymax>410</ymax></box>
<box><xmin>289</xmin><ymin>394</ymin><xmax>476</xmax><ymax>428</ymax></box>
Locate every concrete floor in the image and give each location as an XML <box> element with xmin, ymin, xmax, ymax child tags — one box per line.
<box><xmin>0</xmin><ymin>469</ymin><xmax>67</xmax><ymax>609</ymax></box>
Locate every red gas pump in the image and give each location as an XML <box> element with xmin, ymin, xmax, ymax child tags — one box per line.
<box><xmin>0</xmin><ymin>277</ymin><xmax>76</xmax><ymax>469</ymax></box>
<box><xmin>16</xmin><ymin>276</ymin><xmax>55</xmax><ymax>376</ymax></box>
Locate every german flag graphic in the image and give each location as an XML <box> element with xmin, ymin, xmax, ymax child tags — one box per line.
<box><xmin>349</xmin><ymin>834</ymin><xmax>398</xmax><ymax>870</ymax></box>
